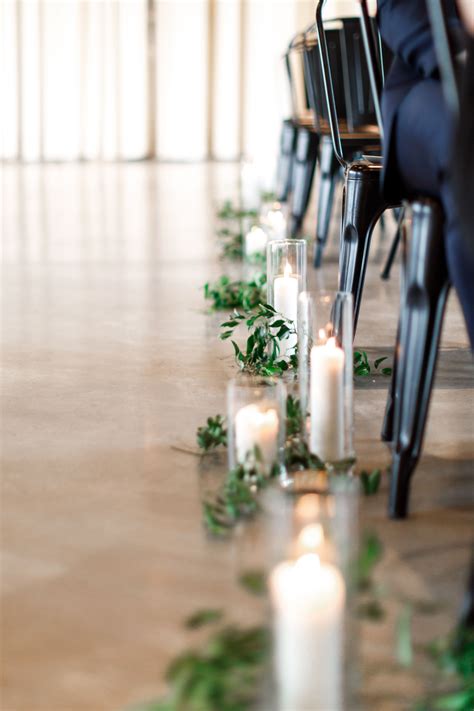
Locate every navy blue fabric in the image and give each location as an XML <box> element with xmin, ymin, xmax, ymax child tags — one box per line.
<box><xmin>377</xmin><ymin>0</ymin><xmax>460</xmax><ymax>201</ymax></box>
<box><xmin>377</xmin><ymin>0</ymin><xmax>474</xmax><ymax>347</ymax></box>
<box><xmin>394</xmin><ymin>78</ymin><xmax>474</xmax><ymax>346</ymax></box>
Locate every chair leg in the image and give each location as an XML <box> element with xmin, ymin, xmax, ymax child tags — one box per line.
<box><xmin>276</xmin><ymin>119</ymin><xmax>297</xmax><ymax>203</ymax></box>
<box><xmin>289</xmin><ymin>126</ymin><xmax>319</xmax><ymax>237</ymax></box>
<box><xmin>314</xmin><ymin>136</ymin><xmax>340</xmax><ymax>268</ymax></box>
<box><xmin>389</xmin><ymin>199</ymin><xmax>450</xmax><ymax>519</ymax></box>
<box><xmin>381</xmin><ymin>323</ymin><xmax>399</xmax><ymax>443</ymax></box>
<box><xmin>380</xmin><ymin>207</ymin><xmax>404</xmax><ymax>280</ymax></box>
<box><xmin>459</xmin><ymin>548</ymin><xmax>474</xmax><ymax>629</ymax></box>
<box><xmin>338</xmin><ymin>161</ymin><xmax>389</xmax><ymax>334</ymax></box>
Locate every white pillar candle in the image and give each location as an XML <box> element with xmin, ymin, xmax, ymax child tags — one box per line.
<box><xmin>265</xmin><ymin>206</ymin><xmax>287</xmax><ymax>240</ymax></box>
<box><xmin>310</xmin><ymin>336</ymin><xmax>345</xmax><ymax>462</ymax></box>
<box><xmin>245</xmin><ymin>225</ymin><xmax>268</xmax><ymax>257</ymax></box>
<box><xmin>234</xmin><ymin>404</ymin><xmax>278</xmax><ymax>473</ymax></box>
<box><xmin>269</xmin><ymin>553</ymin><xmax>345</xmax><ymax>711</ymax></box>
<box><xmin>241</xmin><ymin>162</ymin><xmax>261</xmax><ymax>210</ymax></box>
<box><xmin>273</xmin><ymin>263</ymin><xmax>298</xmax><ymax>356</ymax></box>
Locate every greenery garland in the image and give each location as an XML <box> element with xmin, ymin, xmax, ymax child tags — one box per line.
<box><xmin>220</xmin><ymin>304</ymin><xmax>298</xmax><ymax>376</ymax></box>
<box><xmin>130</xmin><ymin>198</ymin><xmax>471</xmax><ymax>711</ymax></box>
<box><xmin>203</xmin><ymin>274</ymin><xmax>266</xmax><ymax>312</ymax></box>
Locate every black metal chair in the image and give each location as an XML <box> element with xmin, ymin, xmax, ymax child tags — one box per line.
<box><xmin>314</xmin><ymin>2</ymin><xmax>397</xmax><ymax>330</ymax></box>
<box><xmin>315</xmin><ymin>0</ymin><xmax>448</xmax><ymax>518</ymax></box>
<box><xmin>276</xmin><ymin>37</ymin><xmax>315</xmax><ymax>208</ymax></box>
<box><xmin>304</xmin><ymin>20</ymin><xmax>383</xmax><ymax>267</ymax></box>
<box><xmin>278</xmin><ymin>23</ymin><xmax>382</xmax><ymax>257</ymax></box>
<box><xmin>382</xmin><ymin>0</ymin><xmax>461</xmax><ymax>518</ymax></box>
<box><xmin>386</xmin><ymin>199</ymin><xmax>450</xmax><ymax>517</ymax></box>
<box><xmin>281</xmin><ymin>32</ymin><xmax>321</xmax><ymax>237</ymax></box>
<box><xmin>275</xmin><ymin>119</ymin><xmax>297</xmax><ymax>203</ymax></box>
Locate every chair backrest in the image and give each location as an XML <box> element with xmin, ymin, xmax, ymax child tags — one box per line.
<box><xmin>315</xmin><ymin>0</ymin><xmax>385</xmax><ymax>164</ymax></box>
<box><xmin>285</xmin><ymin>32</ymin><xmax>314</xmax><ymax>124</ymax></box>
<box><xmin>303</xmin><ymin>24</ymin><xmax>348</xmax><ymax>132</ymax></box>
<box><xmin>340</xmin><ymin>18</ymin><xmax>377</xmax><ymax>131</ymax></box>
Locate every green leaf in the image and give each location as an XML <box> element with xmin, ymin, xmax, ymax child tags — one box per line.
<box><xmin>185</xmin><ymin>609</ymin><xmax>224</xmax><ymax>630</ymax></box>
<box><xmin>432</xmin><ymin>690</ymin><xmax>474</xmax><ymax>710</ymax></box>
<box><xmin>356</xmin><ymin>598</ymin><xmax>386</xmax><ymax>621</ymax></box>
<box><xmin>355</xmin><ymin>531</ymin><xmax>383</xmax><ymax>590</ymax></box>
<box><xmin>217</xmin><ymin>199</ymin><xmax>258</xmax><ymax>221</ymax></box>
<box><xmin>353</xmin><ymin>350</ymin><xmax>392</xmax><ymax>377</ymax></box>
<box><xmin>204</xmin><ymin>274</ymin><xmax>266</xmax><ymax>311</ymax></box>
<box><xmin>220</xmin><ymin>304</ymin><xmax>298</xmax><ymax>376</ymax></box>
<box><xmin>127</xmin><ymin>701</ymin><xmax>174</xmax><ymax>711</ymax></box>
<box><xmin>360</xmin><ymin>468</ymin><xmax>382</xmax><ymax>496</ymax></box>
<box><xmin>396</xmin><ymin>605</ymin><xmax>413</xmax><ymax>667</ymax></box>
<box><xmin>284</xmin><ymin>435</ymin><xmax>325</xmax><ymax>471</ymax></box>
<box><xmin>197</xmin><ymin>415</ymin><xmax>227</xmax><ymax>451</ymax></box>
<box><xmin>239</xmin><ymin>570</ymin><xmax>266</xmax><ymax>596</ymax></box>
<box><xmin>202</xmin><ymin>462</ymin><xmax>267</xmax><ymax>536</ymax></box>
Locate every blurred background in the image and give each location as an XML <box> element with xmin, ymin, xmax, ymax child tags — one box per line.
<box><xmin>1</xmin><ymin>0</ymin><xmax>318</xmax><ymax>164</ymax></box>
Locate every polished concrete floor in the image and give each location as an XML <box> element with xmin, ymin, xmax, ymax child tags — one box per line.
<box><xmin>1</xmin><ymin>163</ymin><xmax>473</xmax><ymax>711</ymax></box>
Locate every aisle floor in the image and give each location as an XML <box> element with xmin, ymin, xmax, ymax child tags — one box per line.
<box><xmin>1</xmin><ymin>162</ymin><xmax>473</xmax><ymax>711</ymax></box>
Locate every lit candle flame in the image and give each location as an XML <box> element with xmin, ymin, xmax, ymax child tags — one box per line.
<box><xmin>327</xmin><ymin>336</ymin><xmax>337</xmax><ymax>348</ymax></box>
<box><xmin>284</xmin><ymin>262</ymin><xmax>292</xmax><ymax>278</ymax></box>
<box><xmin>318</xmin><ymin>328</ymin><xmax>326</xmax><ymax>342</ymax></box>
<box><xmin>297</xmin><ymin>523</ymin><xmax>324</xmax><ymax>552</ymax></box>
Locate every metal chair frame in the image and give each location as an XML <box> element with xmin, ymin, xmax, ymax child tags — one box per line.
<box><xmin>315</xmin><ymin>0</ymin><xmax>397</xmax><ymax>332</ymax></box>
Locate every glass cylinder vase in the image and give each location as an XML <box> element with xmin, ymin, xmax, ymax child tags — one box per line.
<box><xmin>261</xmin><ymin>201</ymin><xmax>288</xmax><ymax>240</ymax></box>
<box><xmin>298</xmin><ymin>290</ymin><xmax>354</xmax><ymax>467</ymax></box>
<box><xmin>244</xmin><ymin>224</ymin><xmax>268</xmax><ymax>262</ymax></box>
<box><xmin>266</xmin><ymin>239</ymin><xmax>307</xmax><ymax>359</ymax></box>
<box><xmin>264</xmin><ymin>485</ymin><xmax>360</xmax><ymax>711</ymax></box>
<box><xmin>227</xmin><ymin>376</ymin><xmax>287</xmax><ymax>478</ymax></box>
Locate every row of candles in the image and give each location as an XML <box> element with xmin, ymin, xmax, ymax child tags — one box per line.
<box><xmin>231</xmin><ymin>235</ymin><xmax>353</xmax><ymax>476</ymax></box>
<box><xmin>222</xmin><ymin>172</ymin><xmax>357</xmax><ymax>709</ymax></box>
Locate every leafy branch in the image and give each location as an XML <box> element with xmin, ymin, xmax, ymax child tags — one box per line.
<box><xmin>413</xmin><ymin>626</ymin><xmax>474</xmax><ymax>711</ymax></box>
<box><xmin>354</xmin><ymin>531</ymin><xmax>387</xmax><ymax>621</ymax></box>
<box><xmin>261</xmin><ymin>191</ymin><xmax>278</xmax><ymax>203</ymax></box>
<box><xmin>196</xmin><ymin>405</ymin><xmax>385</xmax><ymax>531</ymax></box>
<box><xmin>216</xmin><ymin>227</ymin><xmax>244</xmax><ymax>261</ymax></box>
<box><xmin>132</xmin><ymin>534</ymin><xmax>385</xmax><ymax>711</ymax></box>
<box><xmin>220</xmin><ymin>304</ymin><xmax>297</xmax><ymax>376</ymax></box>
<box><xmin>204</xmin><ymin>274</ymin><xmax>266</xmax><ymax>312</ymax></box>
<box><xmin>137</xmin><ymin>616</ymin><xmax>269</xmax><ymax>711</ymax></box>
<box><xmin>196</xmin><ymin>415</ymin><xmax>227</xmax><ymax>452</ymax></box>
<box><xmin>202</xmin><ymin>460</ymin><xmax>275</xmax><ymax>537</ymax></box>
<box><xmin>216</xmin><ymin>227</ymin><xmax>267</xmax><ymax>264</ymax></box>
<box><xmin>217</xmin><ymin>200</ymin><xmax>258</xmax><ymax>221</ymax></box>
<box><xmin>133</xmin><ymin>530</ymin><xmax>472</xmax><ymax>711</ymax></box>
<box><xmin>354</xmin><ymin>350</ymin><xmax>393</xmax><ymax>377</ymax></box>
